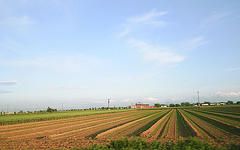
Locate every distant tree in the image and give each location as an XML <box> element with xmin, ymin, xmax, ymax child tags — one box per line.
<box><xmin>236</xmin><ymin>101</ymin><xmax>240</xmax><ymax>105</ymax></box>
<box><xmin>18</xmin><ymin>110</ymin><xmax>24</xmax><ymax>114</ymax></box>
<box><xmin>154</xmin><ymin>103</ymin><xmax>161</xmax><ymax>107</ymax></box>
<box><xmin>175</xmin><ymin>104</ymin><xmax>181</xmax><ymax>107</ymax></box>
<box><xmin>47</xmin><ymin>107</ymin><xmax>57</xmax><ymax>112</ymax></box>
<box><xmin>226</xmin><ymin>101</ymin><xmax>234</xmax><ymax>105</ymax></box>
<box><xmin>169</xmin><ymin>104</ymin><xmax>175</xmax><ymax>107</ymax></box>
<box><xmin>181</xmin><ymin>102</ymin><xmax>191</xmax><ymax>106</ymax></box>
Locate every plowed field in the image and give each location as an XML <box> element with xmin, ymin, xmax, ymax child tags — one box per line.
<box><xmin>0</xmin><ymin>106</ymin><xmax>239</xmax><ymax>149</ymax></box>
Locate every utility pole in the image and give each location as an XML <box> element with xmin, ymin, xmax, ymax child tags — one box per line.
<box><xmin>107</xmin><ymin>98</ymin><xmax>110</xmax><ymax>110</ymax></box>
<box><xmin>197</xmin><ymin>90</ymin><xmax>200</xmax><ymax>107</ymax></box>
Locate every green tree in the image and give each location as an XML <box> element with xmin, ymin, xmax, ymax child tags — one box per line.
<box><xmin>226</xmin><ymin>101</ymin><xmax>234</xmax><ymax>105</ymax></box>
<box><xmin>47</xmin><ymin>107</ymin><xmax>57</xmax><ymax>112</ymax></box>
<box><xmin>180</xmin><ymin>102</ymin><xmax>191</xmax><ymax>106</ymax></box>
<box><xmin>175</xmin><ymin>104</ymin><xmax>180</xmax><ymax>107</ymax></box>
<box><xmin>154</xmin><ymin>103</ymin><xmax>161</xmax><ymax>107</ymax></box>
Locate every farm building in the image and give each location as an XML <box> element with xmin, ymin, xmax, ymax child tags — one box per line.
<box><xmin>131</xmin><ymin>103</ymin><xmax>155</xmax><ymax>109</ymax></box>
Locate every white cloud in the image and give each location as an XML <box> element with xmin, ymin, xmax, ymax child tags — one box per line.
<box><xmin>128</xmin><ymin>38</ymin><xmax>185</xmax><ymax>65</ymax></box>
<box><xmin>216</xmin><ymin>91</ymin><xmax>240</xmax><ymax>97</ymax></box>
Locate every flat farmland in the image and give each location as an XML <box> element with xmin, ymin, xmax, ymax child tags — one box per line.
<box><xmin>0</xmin><ymin>106</ymin><xmax>239</xmax><ymax>149</ymax></box>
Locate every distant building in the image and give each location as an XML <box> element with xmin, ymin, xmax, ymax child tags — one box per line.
<box><xmin>210</xmin><ymin>103</ymin><xmax>216</xmax><ymax>106</ymax></box>
<box><xmin>5</xmin><ymin>112</ymin><xmax>15</xmax><ymax>115</ymax></box>
<box><xmin>131</xmin><ymin>103</ymin><xmax>155</xmax><ymax>109</ymax></box>
<box><xmin>219</xmin><ymin>102</ymin><xmax>226</xmax><ymax>105</ymax></box>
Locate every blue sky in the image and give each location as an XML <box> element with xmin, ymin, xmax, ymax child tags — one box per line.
<box><xmin>0</xmin><ymin>0</ymin><xmax>240</xmax><ymax>110</ymax></box>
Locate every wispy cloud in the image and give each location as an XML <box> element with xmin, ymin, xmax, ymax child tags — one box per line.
<box><xmin>0</xmin><ymin>81</ymin><xmax>15</xmax><ymax>94</ymax></box>
<box><xmin>0</xmin><ymin>90</ymin><xmax>12</xmax><ymax>94</ymax></box>
<box><xmin>118</xmin><ymin>10</ymin><xmax>185</xmax><ymax>66</ymax></box>
<box><xmin>225</xmin><ymin>67</ymin><xmax>240</xmax><ymax>72</ymax></box>
<box><xmin>0</xmin><ymin>16</ymin><xmax>34</xmax><ymax>26</ymax></box>
<box><xmin>127</xmin><ymin>9</ymin><xmax>168</xmax><ymax>26</ymax></box>
<box><xmin>128</xmin><ymin>38</ymin><xmax>185</xmax><ymax>65</ymax></box>
<box><xmin>0</xmin><ymin>54</ymin><xmax>105</xmax><ymax>73</ymax></box>
<box><xmin>0</xmin><ymin>39</ymin><xmax>25</xmax><ymax>53</ymax></box>
<box><xmin>118</xmin><ymin>10</ymin><xmax>207</xmax><ymax>66</ymax></box>
<box><xmin>121</xmin><ymin>97</ymin><xmax>161</xmax><ymax>103</ymax></box>
<box><xmin>216</xmin><ymin>91</ymin><xmax>240</xmax><ymax>97</ymax></box>
<box><xmin>53</xmin><ymin>86</ymin><xmax>87</xmax><ymax>92</ymax></box>
<box><xmin>201</xmin><ymin>12</ymin><xmax>231</xmax><ymax>28</ymax></box>
<box><xmin>0</xmin><ymin>81</ymin><xmax>17</xmax><ymax>85</ymax></box>
<box><xmin>143</xmin><ymin>97</ymin><xmax>160</xmax><ymax>102</ymax></box>
<box><xmin>118</xmin><ymin>9</ymin><xmax>167</xmax><ymax>38</ymax></box>
<box><xmin>182</xmin><ymin>36</ymin><xmax>207</xmax><ymax>50</ymax></box>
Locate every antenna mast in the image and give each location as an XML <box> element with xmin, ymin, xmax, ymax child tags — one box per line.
<box><xmin>197</xmin><ymin>90</ymin><xmax>200</xmax><ymax>107</ymax></box>
<box><xmin>107</xmin><ymin>98</ymin><xmax>110</xmax><ymax>110</ymax></box>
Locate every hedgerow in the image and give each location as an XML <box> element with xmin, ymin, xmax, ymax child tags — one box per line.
<box><xmin>77</xmin><ymin>138</ymin><xmax>240</xmax><ymax>150</ymax></box>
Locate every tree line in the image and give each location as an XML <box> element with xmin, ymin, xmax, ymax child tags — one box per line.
<box><xmin>154</xmin><ymin>100</ymin><xmax>240</xmax><ymax>107</ymax></box>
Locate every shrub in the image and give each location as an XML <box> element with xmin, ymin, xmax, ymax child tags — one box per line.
<box><xmin>83</xmin><ymin>138</ymin><xmax>239</xmax><ymax>150</ymax></box>
<box><xmin>84</xmin><ymin>138</ymin><xmax>206</xmax><ymax>150</ymax></box>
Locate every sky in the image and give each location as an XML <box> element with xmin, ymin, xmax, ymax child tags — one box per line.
<box><xmin>0</xmin><ymin>0</ymin><xmax>240</xmax><ymax>111</ymax></box>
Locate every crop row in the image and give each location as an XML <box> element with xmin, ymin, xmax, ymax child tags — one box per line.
<box><xmin>0</xmin><ymin>107</ymin><xmax>240</xmax><ymax>149</ymax></box>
